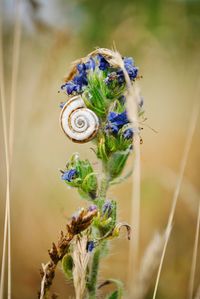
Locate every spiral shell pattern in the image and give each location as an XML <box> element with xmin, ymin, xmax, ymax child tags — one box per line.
<box><xmin>60</xmin><ymin>96</ymin><xmax>99</xmax><ymax>143</ymax></box>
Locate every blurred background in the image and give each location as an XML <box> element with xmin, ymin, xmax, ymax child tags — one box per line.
<box><xmin>0</xmin><ymin>0</ymin><xmax>200</xmax><ymax>298</ymax></box>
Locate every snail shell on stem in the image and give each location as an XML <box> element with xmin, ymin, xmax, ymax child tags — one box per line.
<box><xmin>60</xmin><ymin>96</ymin><xmax>99</xmax><ymax>143</ymax></box>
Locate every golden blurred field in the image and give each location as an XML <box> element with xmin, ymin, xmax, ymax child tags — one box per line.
<box><xmin>0</xmin><ymin>1</ymin><xmax>200</xmax><ymax>298</ymax></box>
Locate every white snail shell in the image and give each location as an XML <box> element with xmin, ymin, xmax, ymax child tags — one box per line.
<box><xmin>60</xmin><ymin>95</ymin><xmax>99</xmax><ymax>143</ymax></box>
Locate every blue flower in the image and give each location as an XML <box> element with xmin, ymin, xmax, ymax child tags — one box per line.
<box><xmin>73</xmin><ymin>74</ymin><xmax>88</xmax><ymax>87</ymax></box>
<box><xmin>85</xmin><ymin>57</ymin><xmax>96</xmax><ymax>71</ymax></box>
<box><xmin>123</xmin><ymin>128</ymin><xmax>133</xmax><ymax>140</ymax></box>
<box><xmin>98</xmin><ymin>54</ymin><xmax>110</xmax><ymax>71</ymax></box>
<box><xmin>124</xmin><ymin>57</ymin><xmax>134</xmax><ymax>66</ymax></box>
<box><xmin>87</xmin><ymin>241</ymin><xmax>95</xmax><ymax>252</ymax></box>
<box><xmin>116</xmin><ymin>66</ymin><xmax>138</xmax><ymax>84</ymax></box>
<box><xmin>107</xmin><ymin>111</ymin><xmax>129</xmax><ymax>134</ymax></box>
<box><xmin>105</xmin><ymin>57</ymin><xmax>138</xmax><ymax>86</ymax></box>
<box><xmin>124</xmin><ymin>57</ymin><xmax>138</xmax><ymax>80</ymax></box>
<box><xmin>61</xmin><ymin>81</ymin><xmax>80</xmax><ymax>95</ymax></box>
<box><xmin>125</xmin><ymin>65</ymin><xmax>138</xmax><ymax>80</ymax></box>
<box><xmin>61</xmin><ymin>61</ymin><xmax>91</xmax><ymax>95</ymax></box>
<box><xmin>108</xmin><ymin>111</ymin><xmax>129</xmax><ymax>126</ymax></box>
<box><xmin>77</xmin><ymin>63</ymin><xmax>87</xmax><ymax>74</ymax></box>
<box><xmin>61</xmin><ymin>169</ymin><xmax>77</xmax><ymax>182</ymax></box>
<box><xmin>102</xmin><ymin>200</ymin><xmax>113</xmax><ymax>217</ymax></box>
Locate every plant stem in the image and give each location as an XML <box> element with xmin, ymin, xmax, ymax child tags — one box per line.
<box><xmin>87</xmin><ymin>246</ymin><xmax>101</xmax><ymax>299</ymax></box>
<box><xmin>87</xmin><ymin>166</ymin><xmax>110</xmax><ymax>298</ymax></box>
<box><xmin>99</xmin><ymin>176</ymin><xmax>109</xmax><ymax>198</ymax></box>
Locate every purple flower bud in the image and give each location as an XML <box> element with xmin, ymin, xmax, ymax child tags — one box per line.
<box><xmin>87</xmin><ymin>241</ymin><xmax>95</xmax><ymax>252</ymax></box>
<box><xmin>61</xmin><ymin>169</ymin><xmax>77</xmax><ymax>182</ymax></box>
<box><xmin>88</xmin><ymin>205</ymin><xmax>97</xmax><ymax>212</ymax></box>
<box><xmin>106</xmin><ymin>111</ymin><xmax>130</xmax><ymax>135</ymax></box>
<box><xmin>85</xmin><ymin>57</ymin><xmax>96</xmax><ymax>71</ymax></box>
<box><xmin>123</xmin><ymin>128</ymin><xmax>133</xmax><ymax>140</ymax></box>
<box><xmin>77</xmin><ymin>63</ymin><xmax>87</xmax><ymax>74</ymax></box>
<box><xmin>139</xmin><ymin>96</ymin><xmax>144</xmax><ymax>107</ymax></box>
<box><xmin>102</xmin><ymin>200</ymin><xmax>113</xmax><ymax>217</ymax></box>
<box><xmin>108</xmin><ymin>111</ymin><xmax>129</xmax><ymax>127</ymax></box>
<box><xmin>59</xmin><ymin>102</ymin><xmax>66</xmax><ymax>109</ymax></box>
<box><xmin>98</xmin><ymin>54</ymin><xmax>110</xmax><ymax>71</ymax></box>
<box><xmin>73</xmin><ymin>74</ymin><xmax>88</xmax><ymax>87</ymax></box>
<box><xmin>61</xmin><ymin>81</ymin><xmax>79</xmax><ymax>95</ymax></box>
<box><xmin>124</xmin><ymin>57</ymin><xmax>134</xmax><ymax>66</ymax></box>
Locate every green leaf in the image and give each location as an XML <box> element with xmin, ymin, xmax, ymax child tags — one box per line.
<box><xmin>82</xmin><ymin>172</ymin><xmax>97</xmax><ymax>194</ymax></box>
<box><xmin>106</xmin><ymin>150</ymin><xmax>129</xmax><ymax>179</ymax></box>
<box><xmin>109</xmin><ymin>169</ymin><xmax>133</xmax><ymax>186</ymax></box>
<box><xmin>104</xmin><ymin>279</ymin><xmax>123</xmax><ymax>299</ymax></box>
<box><xmin>107</xmin><ymin>291</ymin><xmax>118</xmax><ymax>299</ymax></box>
<box><xmin>62</xmin><ymin>254</ymin><xmax>73</xmax><ymax>280</ymax></box>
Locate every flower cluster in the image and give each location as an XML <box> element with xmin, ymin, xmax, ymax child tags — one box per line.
<box><xmin>61</xmin><ymin>154</ymin><xmax>98</xmax><ymax>200</ymax></box>
<box><xmin>105</xmin><ymin>57</ymin><xmax>138</xmax><ymax>86</ymax></box>
<box><xmin>61</xmin><ymin>57</ymin><xmax>96</xmax><ymax>95</ymax></box>
<box><xmin>60</xmin><ymin>54</ymin><xmax>138</xmax><ymax>99</ymax></box>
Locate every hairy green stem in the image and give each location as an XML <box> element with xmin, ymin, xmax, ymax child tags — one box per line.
<box><xmin>99</xmin><ymin>176</ymin><xmax>109</xmax><ymax>198</ymax></box>
<box><xmin>87</xmin><ymin>246</ymin><xmax>101</xmax><ymax>299</ymax></box>
<box><xmin>87</xmin><ymin>165</ymin><xmax>110</xmax><ymax>298</ymax></box>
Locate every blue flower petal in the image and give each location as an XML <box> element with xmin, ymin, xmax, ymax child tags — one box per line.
<box><xmin>87</xmin><ymin>241</ymin><xmax>95</xmax><ymax>252</ymax></box>
<box><xmin>123</xmin><ymin>128</ymin><xmax>133</xmax><ymax>140</ymax></box>
<box><xmin>85</xmin><ymin>57</ymin><xmax>96</xmax><ymax>71</ymax></box>
<box><xmin>61</xmin><ymin>169</ymin><xmax>77</xmax><ymax>182</ymax></box>
<box><xmin>98</xmin><ymin>54</ymin><xmax>110</xmax><ymax>71</ymax></box>
<box><xmin>77</xmin><ymin>63</ymin><xmax>87</xmax><ymax>73</ymax></box>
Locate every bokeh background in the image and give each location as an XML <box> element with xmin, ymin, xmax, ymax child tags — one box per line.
<box><xmin>0</xmin><ymin>0</ymin><xmax>200</xmax><ymax>298</ymax></box>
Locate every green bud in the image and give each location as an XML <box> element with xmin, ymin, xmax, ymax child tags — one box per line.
<box><xmin>61</xmin><ymin>154</ymin><xmax>98</xmax><ymax>200</ymax></box>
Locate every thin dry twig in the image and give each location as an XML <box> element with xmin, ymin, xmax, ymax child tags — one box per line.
<box><xmin>152</xmin><ymin>86</ymin><xmax>200</xmax><ymax>299</ymax></box>
<box><xmin>188</xmin><ymin>200</ymin><xmax>200</xmax><ymax>299</ymax></box>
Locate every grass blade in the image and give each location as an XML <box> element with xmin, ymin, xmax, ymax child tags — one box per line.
<box><xmin>152</xmin><ymin>86</ymin><xmax>200</xmax><ymax>299</ymax></box>
<box><xmin>0</xmin><ymin>8</ymin><xmax>10</xmax><ymax>299</ymax></box>
<box><xmin>188</xmin><ymin>200</ymin><xmax>200</xmax><ymax>299</ymax></box>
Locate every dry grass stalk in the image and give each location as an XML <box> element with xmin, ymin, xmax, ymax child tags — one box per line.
<box><xmin>0</xmin><ymin>2</ymin><xmax>22</xmax><ymax>298</ymax></box>
<box><xmin>152</xmin><ymin>86</ymin><xmax>200</xmax><ymax>299</ymax></box>
<box><xmin>72</xmin><ymin>235</ymin><xmax>90</xmax><ymax>299</ymax></box>
<box><xmin>133</xmin><ymin>228</ymin><xmax>172</xmax><ymax>299</ymax></box>
<box><xmin>111</xmin><ymin>48</ymin><xmax>141</xmax><ymax>293</ymax></box>
<box><xmin>0</xmin><ymin>10</ymin><xmax>11</xmax><ymax>299</ymax></box>
<box><xmin>9</xmin><ymin>0</ymin><xmax>22</xmax><ymax>162</ymax></box>
<box><xmin>194</xmin><ymin>284</ymin><xmax>200</xmax><ymax>299</ymax></box>
<box><xmin>159</xmin><ymin>168</ymin><xmax>200</xmax><ymax>215</ymax></box>
<box><xmin>188</xmin><ymin>200</ymin><xmax>200</xmax><ymax>299</ymax></box>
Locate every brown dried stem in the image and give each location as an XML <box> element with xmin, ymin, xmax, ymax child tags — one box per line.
<box><xmin>38</xmin><ymin>208</ymin><xmax>97</xmax><ymax>299</ymax></box>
